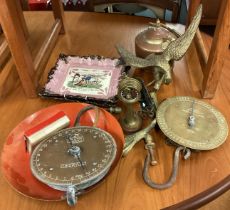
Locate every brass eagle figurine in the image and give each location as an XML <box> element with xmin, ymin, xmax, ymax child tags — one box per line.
<box><xmin>117</xmin><ymin>5</ymin><xmax>202</xmax><ymax>90</ymax></box>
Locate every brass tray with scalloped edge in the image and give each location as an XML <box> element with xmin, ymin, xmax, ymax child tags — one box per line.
<box><xmin>156</xmin><ymin>96</ymin><xmax>228</xmax><ymax>150</ymax></box>
<box><xmin>143</xmin><ymin>96</ymin><xmax>229</xmax><ymax>190</ymax></box>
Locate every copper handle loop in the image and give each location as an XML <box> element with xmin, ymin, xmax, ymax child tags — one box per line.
<box><xmin>74</xmin><ymin>105</ymin><xmax>101</xmax><ymax>127</ymax></box>
<box><xmin>143</xmin><ymin>146</ymin><xmax>191</xmax><ymax>190</ymax></box>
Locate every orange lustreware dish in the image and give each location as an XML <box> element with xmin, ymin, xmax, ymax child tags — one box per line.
<box><xmin>1</xmin><ymin>103</ymin><xmax>124</xmax><ymax>201</ymax></box>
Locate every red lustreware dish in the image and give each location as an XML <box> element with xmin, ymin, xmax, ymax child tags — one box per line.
<box><xmin>1</xmin><ymin>103</ymin><xmax>124</xmax><ymax>201</ymax></box>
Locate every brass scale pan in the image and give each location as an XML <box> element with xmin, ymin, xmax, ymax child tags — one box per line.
<box><xmin>143</xmin><ymin>96</ymin><xmax>228</xmax><ymax>189</ymax></box>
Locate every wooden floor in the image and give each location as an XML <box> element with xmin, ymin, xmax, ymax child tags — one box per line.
<box><xmin>0</xmin><ymin>12</ymin><xmax>230</xmax><ymax>209</ymax></box>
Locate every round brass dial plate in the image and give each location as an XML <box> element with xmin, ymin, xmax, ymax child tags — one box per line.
<box><xmin>156</xmin><ymin>96</ymin><xmax>228</xmax><ymax>150</ymax></box>
<box><xmin>30</xmin><ymin>126</ymin><xmax>117</xmax><ymax>191</ymax></box>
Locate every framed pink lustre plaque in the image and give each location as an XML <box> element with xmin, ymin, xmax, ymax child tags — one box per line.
<box><xmin>39</xmin><ymin>54</ymin><xmax>124</xmax><ymax>106</ymax></box>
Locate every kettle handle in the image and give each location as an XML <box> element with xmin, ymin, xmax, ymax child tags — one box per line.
<box><xmin>143</xmin><ymin>146</ymin><xmax>191</xmax><ymax>189</ymax></box>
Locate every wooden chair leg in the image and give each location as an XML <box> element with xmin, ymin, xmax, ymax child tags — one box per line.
<box><xmin>0</xmin><ymin>0</ymin><xmax>37</xmax><ymax>98</ymax></box>
<box><xmin>188</xmin><ymin>0</ymin><xmax>230</xmax><ymax>98</ymax></box>
<box><xmin>1</xmin><ymin>1</ymin><xmax>28</xmax><ymax>37</ymax></box>
<box><xmin>0</xmin><ymin>39</ymin><xmax>10</xmax><ymax>68</ymax></box>
<box><xmin>0</xmin><ymin>0</ymin><xmax>29</xmax><ymax>68</ymax></box>
<box><xmin>202</xmin><ymin>0</ymin><xmax>230</xmax><ymax>98</ymax></box>
<box><xmin>51</xmin><ymin>0</ymin><xmax>66</xmax><ymax>34</ymax></box>
<box><xmin>15</xmin><ymin>0</ymin><xmax>29</xmax><ymax>39</ymax></box>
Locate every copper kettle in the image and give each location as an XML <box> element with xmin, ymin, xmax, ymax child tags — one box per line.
<box><xmin>135</xmin><ymin>20</ymin><xmax>180</xmax><ymax>58</ymax></box>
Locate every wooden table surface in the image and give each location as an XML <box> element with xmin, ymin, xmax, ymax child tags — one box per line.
<box><xmin>0</xmin><ymin>11</ymin><xmax>230</xmax><ymax>210</ymax></box>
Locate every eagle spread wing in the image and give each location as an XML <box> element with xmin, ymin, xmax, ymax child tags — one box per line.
<box><xmin>163</xmin><ymin>5</ymin><xmax>202</xmax><ymax>61</ymax></box>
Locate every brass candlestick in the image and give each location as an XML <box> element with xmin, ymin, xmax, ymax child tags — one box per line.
<box><xmin>118</xmin><ymin>77</ymin><xmax>142</xmax><ymax>133</ymax></box>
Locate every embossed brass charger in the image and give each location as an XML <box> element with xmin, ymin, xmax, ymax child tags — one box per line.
<box><xmin>143</xmin><ymin>96</ymin><xmax>228</xmax><ymax>189</ymax></box>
